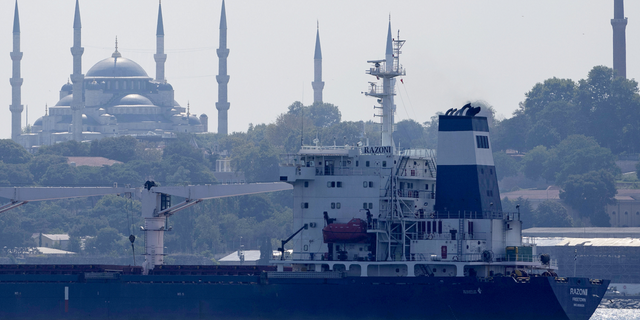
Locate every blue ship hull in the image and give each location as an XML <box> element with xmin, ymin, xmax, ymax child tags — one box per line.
<box><xmin>0</xmin><ymin>265</ymin><xmax>608</xmax><ymax>320</ymax></box>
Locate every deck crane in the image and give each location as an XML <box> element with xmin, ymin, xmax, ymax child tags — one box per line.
<box><xmin>0</xmin><ymin>182</ymin><xmax>292</xmax><ymax>274</ymax></box>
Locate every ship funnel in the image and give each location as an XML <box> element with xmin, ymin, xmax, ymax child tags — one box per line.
<box><xmin>434</xmin><ymin>106</ymin><xmax>502</xmax><ymax>218</ymax></box>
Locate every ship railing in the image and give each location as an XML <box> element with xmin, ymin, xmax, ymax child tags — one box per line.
<box><xmin>494</xmin><ymin>254</ymin><xmax>536</xmax><ymax>263</ymax></box>
<box><xmin>409</xmin><ymin>253</ymin><xmax>484</xmax><ymax>262</ymax></box>
<box><xmin>433</xmin><ymin>211</ymin><xmax>506</xmax><ymax>220</ymax></box>
<box><xmin>408</xmin><ymin>232</ymin><xmax>488</xmax><ymax>241</ymax></box>
<box><xmin>396</xmin><ymin>148</ymin><xmax>436</xmax><ymax>160</ymax></box>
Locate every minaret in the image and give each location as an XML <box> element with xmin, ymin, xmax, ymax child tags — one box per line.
<box><xmin>312</xmin><ymin>23</ymin><xmax>324</xmax><ymax>103</ymax></box>
<box><xmin>70</xmin><ymin>0</ymin><xmax>85</xmax><ymax>141</ymax></box>
<box><xmin>10</xmin><ymin>0</ymin><xmax>23</xmax><ymax>141</ymax></box>
<box><xmin>612</xmin><ymin>0</ymin><xmax>627</xmax><ymax>78</ymax></box>
<box><xmin>154</xmin><ymin>0</ymin><xmax>167</xmax><ymax>83</ymax></box>
<box><xmin>216</xmin><ymin>0</ymin><xmax>230</xmax><ymax>136</ymax></box>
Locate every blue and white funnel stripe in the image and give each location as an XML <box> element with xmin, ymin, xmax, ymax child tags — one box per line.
<box><xmin>435</xmin><ymin>111</ymin><xmax>502</xmax><ymax>217</ymax></box>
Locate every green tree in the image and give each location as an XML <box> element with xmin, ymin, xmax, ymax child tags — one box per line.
<box><xmin>37</xmin><ymin>140</ymin><xmax>90</xmax><ymax>157</ymax></box>
<box><xmin>89</xmin><ymin>227</ymin><xmax>124</xmax><ymax>255</ymax></box>
<box><xmin>232</xmin><ymin>140</ymin><xmax>280</xmax><ymax>182</ymax></box>
<box><xmin>492</xmin><ymin>109</ymin><xmax>528</xmax><ymax>152</ymax></box>
<box><xmin>90</xmin><ymin>136</ymin><xmax>138</xmax><ymax>162</ymax></box>
<box><xmin>533</xmin><ymin>201</ymin><xmax>572</xmax><ymax>227</ymax></box>
<box><xmin>163</xmin><ymin>136</ymin><xmax>205</xmax><ymax>163</ymax></box>
<box><xmin>547</xmin><ymin>135</ymin><xmax>619</xmax><ymax>184</ymax></box>
<box><xmin>307</xmin><ymin>102</ymin><xmax>341</xmax><ymax>128</ymax></box>
<box><xmin>576</xmin><ymin>66</ymin><xmax>640</xmax><ymax>153</ymax></box>
<box><xmin>29</xmin><ymin>154</ymin><xmax>68</xmax><ymax>182</ymax></box>
<box><xmin>0</xmin><ymin>162</ymin><xmax>34</xmax><ymax>186</ymax></box>
<box><xmin>492</xmin><ymin>152</ymin><xmax>519</xmax><ymax>181</ymax></box>
<box><xmin>559</xmin><ymin>170</ymin><xmax>616</xmax><ymax>226</ymax></box>
<box><xmin>40</xmin><ymin>163</ymin><xmax>78</xmax><ymax>186</ymax></box>
<box><xmin>68</xmin><ymin>236</ymin><xmax>82</xmax><ymax>253</ymax></box>
<box><xmin>394</xmin><ymin>119</ymin><xmax>426</xmax><ymax>149</ymax></box>
<box><xmin>525</xmin><ymin>121</ymin><xmax>560</xmax><ymax>150</ymax></box>
<box><xmin>520</xmin><ymin>146</ymin><xmax>551</xmax><ymax>181</ymax></box>
<box><xmin>0</xmin><ymin>139</ymin><xmax>32</xmax><ymax>164</ymax></box>
<box><xmin>422</xmin><ymin>113</ymin><xmax>441</xmax><ymax>149</ymax></box>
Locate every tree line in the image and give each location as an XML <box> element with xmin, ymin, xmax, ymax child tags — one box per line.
<box><xmin>1</xmin><ymin>65</ymin><xmax>637</xmax><ymax>259</ymax></box>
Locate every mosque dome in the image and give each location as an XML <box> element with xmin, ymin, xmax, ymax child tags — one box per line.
<box><xmin>55</xmin><ymin>94</ymin><xmax>73</xmax><ymax>106</ymax></box>
<box><xmin>86</xmin><ymin>51</ymin><xmax>149</xmax><ymax>78</ymax></box>
<box><xmin>61</xmin><ymin>82</ymin><xmax>73</xmax><ymax>92</ymax></box>
<box><xmin>34</xmin><ymin>117</ymin><xmax>43</xmax><ymax>126</ymax></box>
<box><xmin>117</xmin><ymin>94</ymin><xmax>154</xmax><ymax>106</ymax></box>
<box><xmin>188</xmin><ymin>115</ymin><xmax>201</xmax><ymax>125</ymax></box>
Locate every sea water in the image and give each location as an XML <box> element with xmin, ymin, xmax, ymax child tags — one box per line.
<box><xmin>590</xmin><ymin>308</ymin><xmax>640</xmax><ymax>320</ymax></box>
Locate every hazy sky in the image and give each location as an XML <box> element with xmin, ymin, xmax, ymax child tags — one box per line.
<box><xmin>0</xmin><ymin>0</ymin><xmax>637</xmax><ymax>140</ymax></box>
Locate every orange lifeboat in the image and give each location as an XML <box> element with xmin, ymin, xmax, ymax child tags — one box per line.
<box><xmin>322</xmin><ymin>218</ymin><xmax>370</xmax><ymax>243</ymax></box>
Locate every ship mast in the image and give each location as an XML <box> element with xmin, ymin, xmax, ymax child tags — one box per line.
<box><xmin>365</xmin><ymin>21</ymin><xmax>405</xmax><ymax>147</ymax></box>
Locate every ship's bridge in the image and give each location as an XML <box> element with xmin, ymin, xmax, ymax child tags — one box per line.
<box><xmin>279</xmin><ymin>146</ymin><xmax>436</xmax><ymax>182</ymax></box>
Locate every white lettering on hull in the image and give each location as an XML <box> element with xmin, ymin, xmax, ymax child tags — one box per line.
<box><xmin>570</xmin><ymin>288</ymin><xmax>588</xmax><ymax>296</ymax></box>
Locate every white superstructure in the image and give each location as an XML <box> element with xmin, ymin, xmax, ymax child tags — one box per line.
<box><xmin>276</xmin><ymin>22</ymin><xmax>555</xmax><ymax>279</ymax></box>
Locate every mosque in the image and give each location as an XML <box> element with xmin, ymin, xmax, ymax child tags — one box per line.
<box><xmin>9</xmin><ymin>1</ymin><xmax>213</xmax><ymax>149</ymax></box>
<box><xmin>9</xmin><ymin>0</ymin><xmax>323</xmax><ymax>150</ymax></box>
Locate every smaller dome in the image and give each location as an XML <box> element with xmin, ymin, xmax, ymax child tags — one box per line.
<box><xmin>117</xmin><ymin>94</ymin><xmax>154</xmax><ymax>106</ymax></box>
<box><xmin>61</xmin><ymin>82</ymin><xmax>73</xmax><ymax>92</ymax></box>
<box><xmin>188</xmin><ymin>115</ymin><xmax>201</xmax><ymax>125</ymax></box>
<box><xmin>34</xmin><ymin>117</ymin><xmax>43</xmax><ymax>126</ymax></box>
<box><xmin>55</xmin><ymin>94</ymin><xmax>73</xmax><ymax>106</ymax></box>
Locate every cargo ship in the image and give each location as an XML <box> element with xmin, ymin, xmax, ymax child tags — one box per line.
<box><xmin>0</xmin><ymin>22</ymin><xmax>608</xmax><ymax>320</ymax></box>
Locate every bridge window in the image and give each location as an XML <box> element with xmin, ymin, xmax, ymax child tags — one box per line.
<box><xmin>304</xmin><ymin>181</ymin><xmax>309</xmax><ymax>188</ymax></box>
<box><xmin>301</xmin><ymin>202</ymin><xmax>309</xmax><ymax>209</ymax></box>
<box><xmin>366</xmin><ymin>161</ymin><xmax>370</xmax><ymax>167</ymax></box>
<box><xmin>369</xmin><ymin>181</ymin><xmax>374</xmax><ymax>188</ymax></box>
<box><xmin>382</xmin><ymin>161</ymin><xmax>387</xmax><ymax>167</ymax></box>
<box><xmin>337</xmin><ymin>181</ymin><xmax>343</xmax><ymax>188</ymax></box>
<box><xmin>363</xmin><ymin>182</ymin><xmax>368</xmax><ymax>188</ymax></box>
<box><xmin>476</xmin><ymin>135</ymin><xmax>489</xmax><ymax>149</ymax></box>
